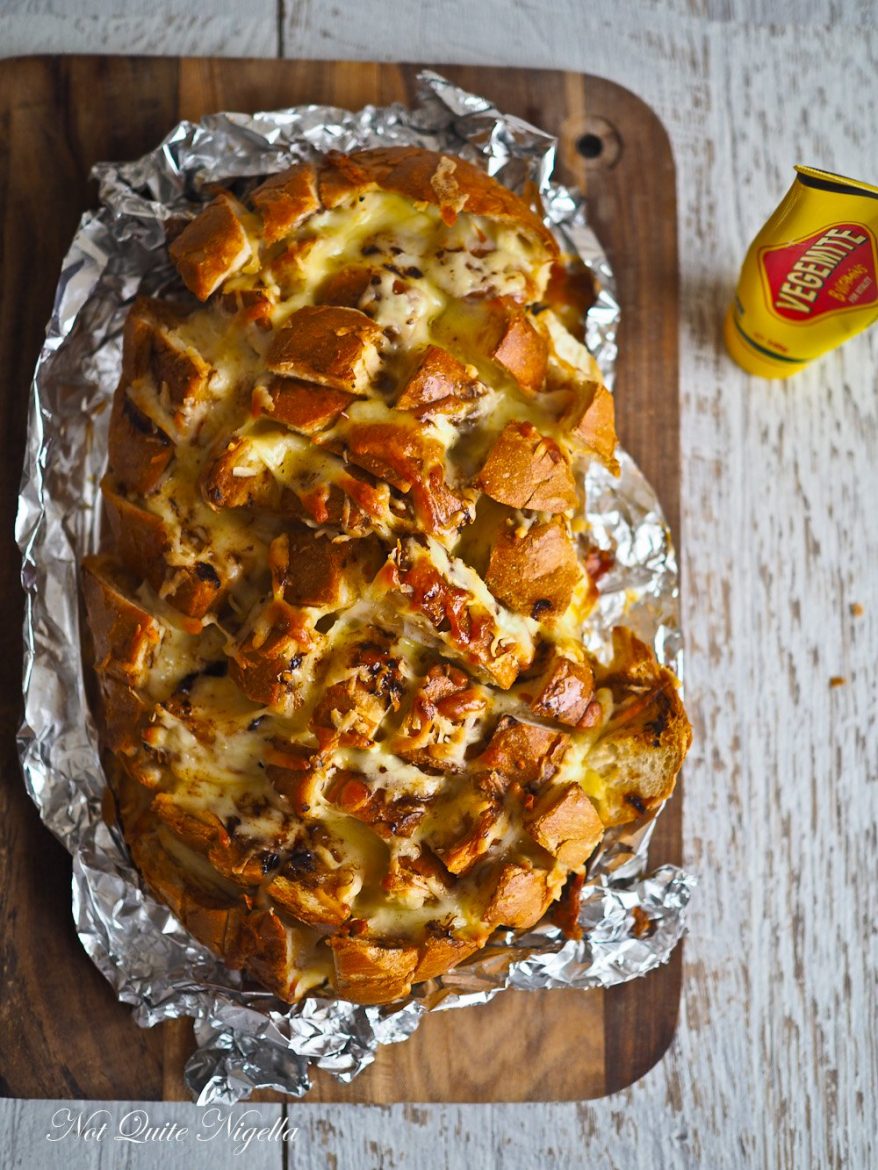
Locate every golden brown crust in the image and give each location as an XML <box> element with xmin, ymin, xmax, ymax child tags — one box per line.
<box><xmin>544</xmin><ymin>259</ymin><xmax>597</xmax><ymax>337</ymax></box>
<box><xmin>228</xmin><ymin>599</ymin><xmax>316</xmax><ymax>713</ymax></box>
<box><xmin>475</xmin><ymin>716</ymin><xmax>570</xmax><ymax>788</ymax></box>
<box><xmin>250</xmin><ymin>163</ymin><xmax>321</xmax><ymax>244</ymax></box>
<box><xmin>86</xmin><ymin>146</ymin><xmax>690</xmax><ymax>1007</ymax></box>
<box><xmin>101</xmin><ymin>477</ymin><xmax>227</xmax><ymax>619</ymax></box>
<box><xmin>412</xmin><ymin>932</ymin><xmax>482</xmax><ymax>982</ymax></box>
<box><xmin>82</xmin><ymin>556</ymin><xmax>162</xmax><ymax>683</ymax></box>
<box><xmin>270</xmin><ymin>529</ymin><xmax>382</xmax><ymax>609</ymax></box>
<box><xmin>259</xmin><ymin>377</ymin><xmax>355</xmax><ymax>434</ymax></box>
<box><xmin>310</xmin><ymin>632</ymin><xmax>406</xmax><ymax>751</ymax></box>
<box><xmin>564</xmin><ymin>381</ymin><xmax>620</xmax><ymax>473</ymax></box>
<box><xmin>101</xmin><ymin>478</ymin><xmax>171</xmax><ymax>589</ymax></box>
<box><xmin>329</xmin><ymin>147</ymin><xmax>558</xmax><ymax>252</ymax></box>
<box><xmin>490</xmin><ymin>304</ymin><xmax>549</xmax><ymax>391</ymax></box>
<box><xmin>483</xmin><ymin>861</ymin><xmax>552</xmax><ymax>930</ymax></box>
<box><xmin>527</xmin><ymin>650</ymin><xmax>599</xmax><ymax>728</ymax></box>
<box><xmin>169</xmin><ymin>192</ymin><xmax>254</xmax><ymax>301</ymax></box>
<box><xmin>237</xmin><ymin>909</ymin><xmax>296</xmax><ymax>996</ymax></box>
<box><xmin>395</xmin><ymin>345</ymin><xmax>486</xmax><ymax>420</ymax></box>
<box><xmin>328</xmin><ymin>934</ymin><xmax>419</xmax><ymax>1005</ymax></box>
<box><xmin>168</xmin><ymin>147</ymin><xmax>558</xmax><ymax>310</ymax></box>
<box><xmin>266</xmin><ymin>305</ymin><xmax>383</xmax><ymax>392</ymax></box>
<box><xmin>325</xmin><ymin>771</ymin><xmax>428</xmax><ymax>841</ymax></box>
<box><xmin>476</xmin><ymin>421</ymin><xmax>577</xmax><ymax>512</ymax></box>
<box><xmin>267</xmin><ymin>869</ymin><xmax>354</xmax><ymax>928</ymax></box>
<box><xmin>151</xmin><ymin>331</ymin><xmax>211</xmax><ymax>412</ymax></box>
<box><xmin>200</xmin><ymin>437</ymin><xmax>283</xmax><ymax>512</ymax></box>
<box><xmin>524</xmin><ymin>783</ymin><xmax>604</xmax><ymax>869</ymax></box>
<box><xmin>315</xmin><ymin>265</ymin><xmax>383</xmax><ymax>310</ymax></box>
<box><xmin>484</xmin><ymin>518</ymin><xmax>582</xmax><ymax>618</ymax></box>
<box><xmin>108</xmin><ymin>390</ymin><xmax>174</xmax><ymax>495</ymax></box>
<box><xmin>586</xmin><ymin>628</ymin><xmax>692</xmax><ymax>825</ymax></box>
<box><xmin>432</xmin><ymin>801</ymin><xmax>503</xmax><ymax>875</ymax></box>
<box><xmin>116</xmin><ymin>297</ymin><xmax>215</xmax><ymax>445</ymax></box>
<box><xmin>383</xmin><ymin>540</ymin><xmax>533</xmax><ymax>689</ymax></box>
<box><xmin>391</xmin><ymin>663</ymin><xmax>488</xmax><ymax>771</ymax></box>
<box><xmin>98</xmin><ymin>675</ymin><xmax>153</xmax><ymax>755</ymax></box>
<box><xmin>152</xmin><ymin>792</ymin><xmax>230</xmax><ymax>856</ymax></box>
<box><xmin>334</xmin><ymin>419</ymin><xmax>474</xmax><ymax>537</ymax></box>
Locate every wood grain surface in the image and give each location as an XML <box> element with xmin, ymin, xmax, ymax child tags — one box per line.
<box><xmin>0</xmin><ymin>54</ymin><xmax>680</xmax><ymax>1107</ymax></box>
<box><xmin>1</xmin><ymin>2</ymin><xmax>876</xmax><ymax>1168</ymax></box>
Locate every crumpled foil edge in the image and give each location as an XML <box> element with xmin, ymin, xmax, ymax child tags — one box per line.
<box><xmin>15</xmin><ymin>71</ymin><xmax>694</xmax><ymax>1105</ymax></box>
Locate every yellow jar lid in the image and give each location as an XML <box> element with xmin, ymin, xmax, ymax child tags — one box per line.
<box><xmin>723</xmin><ymin>308</ymin><xmax>807</xmax><ymax>379</ymax></box>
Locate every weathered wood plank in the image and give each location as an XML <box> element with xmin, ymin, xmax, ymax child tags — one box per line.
<box><xmin>0</xmin><ymin>1098</ymin><xmax>286</xmax><ymax>1168</ymax></box>
<box><xmin>0</xmin><ymin>2</ymin><xmax>277</xmax><ymax>58</ymax></box>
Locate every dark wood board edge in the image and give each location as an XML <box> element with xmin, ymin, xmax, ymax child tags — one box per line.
<box><xmin>0</xmin><ymin>56</ymin><xmax>179</xmax><ymax>1101</ymax></box>
<box><xmin>567</xmin><ymin>74</ymin><xmax>683</xmax><ymax>1097</ymax></box>
<box><xmin>0</xmin><ymin>56</ymin><xmax>681</xmax><ymax>1103</ymax></box>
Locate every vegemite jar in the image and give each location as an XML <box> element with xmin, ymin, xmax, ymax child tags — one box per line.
<box><xmin>724</xmin><ymin>166</ymin><xmax>878</xmax><ymax>378</ymax></box>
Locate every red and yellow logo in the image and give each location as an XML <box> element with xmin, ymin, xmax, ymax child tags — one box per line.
<box><xmin>759</xmin><ymin>222</ymin><xmax>878</xmax><ymax>322</ymax></box>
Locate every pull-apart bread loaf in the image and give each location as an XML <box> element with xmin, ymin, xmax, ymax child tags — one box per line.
<box><xmin>83</xmin><ymin>147</ymin><xmax>691</xmax><ymax>1004</ymax></box>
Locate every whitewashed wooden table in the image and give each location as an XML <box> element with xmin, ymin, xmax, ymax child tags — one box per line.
<box><xmin>2</xmin><ymin>2</ymin><xmax>877</xmax><ymax>1167</ymax></box>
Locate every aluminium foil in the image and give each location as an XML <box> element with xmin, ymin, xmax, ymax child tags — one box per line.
<box><xmin>15</xmin><ymin>71</ymin><xmax>694</xmax><ymax>1104</ymax></box>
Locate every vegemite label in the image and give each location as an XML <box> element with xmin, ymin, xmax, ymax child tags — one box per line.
<box><xmin>759</xmin><ymin>222</ymin><xmax>878</xmax><ymax>321</ymax></box>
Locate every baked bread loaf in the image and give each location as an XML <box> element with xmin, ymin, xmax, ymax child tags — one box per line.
<box><xmin>83</xmin><ymin>146</ymin><xmax>691</xmax><ymax>1005</ymax></box>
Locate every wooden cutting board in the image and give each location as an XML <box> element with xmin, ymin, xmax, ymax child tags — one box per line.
<box><xmin>0</xmin><ymin>56</ymin><xmax>680</xmax><ymax>1104</ymax></box>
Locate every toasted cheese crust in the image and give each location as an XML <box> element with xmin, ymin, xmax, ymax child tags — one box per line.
<box><xmin>84</xmin><ymin>147</ymin><xmax>691</xmax><ymax>1005</ymax></box>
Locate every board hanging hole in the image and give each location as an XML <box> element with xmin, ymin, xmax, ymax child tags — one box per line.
<box><xmin>576</xmin><ymin>133</ymin><xmax>604</xmax><ymax>160</ymax></box>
